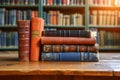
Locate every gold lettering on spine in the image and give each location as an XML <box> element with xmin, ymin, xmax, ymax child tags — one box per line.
<box><xmin>31</xmin><ymin>30</ymin><xmax>40</xmax><ymax>38</ymax></box>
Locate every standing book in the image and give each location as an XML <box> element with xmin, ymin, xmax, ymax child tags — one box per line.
<box><xmin>17</xmin><ymin>20</ymin><xmax>30</xmax><ymax>61</ymax></box>
<box><xmin>30</xmin><ymin>17</ymin><xmax>44</xmax><ymax>61</ymax></box>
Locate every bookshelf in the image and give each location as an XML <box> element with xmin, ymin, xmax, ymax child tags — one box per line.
<box><xmin>0</xmin><ymin>0</ymin><xmax>38</xmax><ymax>51</ymax></box>
<box><xmin>88</xmin><ymin>0</ymin><xmax>120</xmax><ymax>51</ymax></box>
<box><xmin>0</xmin><ymin>0</ymin><xmax>120</xmax><ymax>51</ymax></box>
<box><xmin>41</xmin><ymin>0</ymin><xmax>86</xmax><ymax>29</ymax></box>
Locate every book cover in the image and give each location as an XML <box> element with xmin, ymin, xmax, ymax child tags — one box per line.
<box><xmin>42</xmin><ymin>45</ymin><xmax>98</xmax><ymax>52</ymax></box>
<box><xmin>42</xmin><ymin>30</ymin><xmax>91</xmax><ymax>37</ymax></box>
<box><xmin>30</xmin><ymin>17</ymin><xmax>44</xmax><ymax>61</ymax></box>
<box><xmin>41</xmin><ymin>37</ymin><xmax>96</xmax><ymax>45</ymax></box>
<box><xmin>17</xmin><ymin>20</ymin><xmax>30</xmax><ymax>61</ymax></box>
<box><xmin>41</xmin><ymin>52</ymin><xmax>98</xmax><ymax>62</ymax></box>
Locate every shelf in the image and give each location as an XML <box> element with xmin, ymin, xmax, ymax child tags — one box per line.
<box><xmin>45</xmin><ymin>25</ymin><xmax>85</xmax><ymax>28</ymax></box>
<box><xmin>89</xmin><ymin>25</ymin><xmax>120</xmax><ymax>28</ymax></box>
<box><xmin>89</xmin><ymin>5</ymin><xmax>120</xmax><ymax>10</ymax></box>
<box><xmin>0</xmin><ymin>25</ymin><xmax>17</xmax><ymax>29</ymax></box>
<box><xmin>0</xmin><ymin>4</ymin><xmax>38</xmax><ymax>8</ymax></box>
<box><xmin>0</xmin><ymin>47</ymin><xmax>18</xmax><ymax>51</ymax></box>
<box><xmin>99</xmin><ymin>48</ymin><xmax>120</xmax><ymax>51</ymax></box>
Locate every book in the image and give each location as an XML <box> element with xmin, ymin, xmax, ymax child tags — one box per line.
<box><xmin>42</xmin><ymin>45</ymin><xmax>98</xmax><ymax>52</ymax></box>
<box><xmin>41</xmin><ymin>37</ymin><xmax>96</xmax><ymax>45</ymax></box>
<box><xmin>17</xmin><ymin>20</ymin><xmax>30</xmax><ymax>61</ymax></box>
<box><xmin>30</xmin><ymin>17</ymin><xmax>44</xmax><ymax>61</ymax></box>
<box><xmin>42</xmin><ymin>30</ymin><xmax>91</xmax><ymax>37</ymax></box>
<box><xmin>41</xmin><ymin>52</ymin><xmax>98</xmax><ymax>62</ymax></box>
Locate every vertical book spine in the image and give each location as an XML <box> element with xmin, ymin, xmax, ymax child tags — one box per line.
<box><xmin>18</xmin><ymin>20</ymin><xmax>30</xmax><ymax>61</ymax></box>
<box><xmin>30</xmin><ymin>17</ymin><xmax>44</xmax><ymax>61</ymax></box>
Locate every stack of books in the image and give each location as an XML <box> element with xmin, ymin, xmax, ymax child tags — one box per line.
<box><xmin>41</xmin><ymin>30</ymin><xmax>99</xmax><ymax>62</ymax></box>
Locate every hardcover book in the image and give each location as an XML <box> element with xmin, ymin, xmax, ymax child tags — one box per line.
<box><xmin>41</xmin><ymin>52</ymin><xmax>98</xmax><ymax>62</ymax></box>
<box><xmin>17</xmin><ymin>20</ymin><xmax>30</xmax><ymax>61</ymax></box>
<box><xmin>30</xmin><ymin>17</ymin><xmax>44</xmax><ymax>61</ymax></box>
<box><xmin>42</xmin><ymin>45</ymin><xmax>98</xmax><ymax>52</ymax></box>
<box><xmin>42</xmin><ymin>30</ymin><xmax>91</xmax><ymax>37</ymax></box>
<box><xmin>41</xmin><ymin>37</ymin><xmax>96</xmax><ymax>45</ymax></box>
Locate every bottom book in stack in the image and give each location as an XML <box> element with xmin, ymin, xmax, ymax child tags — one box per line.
<box><xmin>41</xmin><ymin>45</ymin><xmax>99</xmax><ymax>62</ymax></box>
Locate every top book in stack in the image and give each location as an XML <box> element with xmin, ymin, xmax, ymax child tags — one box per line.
<box><xmin>42</xmin><ymin>30</ymin><xmax>91</xmax><ymax>38</ymax></box>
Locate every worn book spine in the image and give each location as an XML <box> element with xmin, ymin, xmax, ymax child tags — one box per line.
<box><xmin>42</xmin><ymin>30</ymin><xmax>91</xmax><ymax>37</ymax></box>
<box><xmin>41</xmin><ymin>52</ymin><xmax>98</xmax><ymax>62</ymax></box>
<box><xmin>41</xmin><ymin>37</ymin><xmax>96</xmax><ymax>45</ymax></box>
<box><xmin>30</xmin><ymin>17</ymin><xmax>44</xmax><ymax>61</ymax></box>
<box><xmin>42</xmin><ymin>45</ymin><xmax>98</xmax><ymax>52</ymax></box>
<box><xmin>17</xmin><ymin>20</ymin><xmax>30</xmax><ymax>61</ymax></box>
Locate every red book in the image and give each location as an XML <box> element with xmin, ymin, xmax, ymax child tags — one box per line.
<box><xmin>41</xmin><ymin>37</ymin><xmax>96</xmax><ymax>45</ymax></box>
<box><xmin>30</xmin><ymin>17</ymin><xmax>44</xmax><ymax>61</ymax></box>
<box><xmin>48</xmin><ymin>0</ymin><xmax>53</xmax><ymax>5</ymax></box>
<box><xmin>17</xmin><ymin>20</ymin><xmax>30</xmax><ymax>61</ymax></box>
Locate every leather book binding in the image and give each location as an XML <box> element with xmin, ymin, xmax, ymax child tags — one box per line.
<box><xmin>42</xmin><ymin>45</ymin><xmax>98</xmax><ymax>52</ymax></box>
<box><xmin>30</xmin><ymin>17</ymin><xmax>44</xmax><ymax>61</ymax></box>
<box><xmin>18</xmin><ymin>20</ymin><xmax>30</xmax><ymax>61</ymax></box>
<box><xmin>42</xmin><ymin>30</ymin><xmax>91</xmax><ymax>37</ymax></box>
<box><xmin>41</xmin><ymin>37</ymin><xmax>96</xmax><ymax>45</ymax></box>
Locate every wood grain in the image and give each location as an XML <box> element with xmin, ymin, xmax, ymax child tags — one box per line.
<box><xmin>0</xmin><ymin>52</ymin><xmax>120</xmax><ymax>80</ymax></box>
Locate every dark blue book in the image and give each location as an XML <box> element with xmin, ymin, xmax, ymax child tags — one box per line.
<box><xmin>41</xmin><ymin>52</ymin><xmax>98</xmax><ymax>62</ymax></box>
<box><xmin>0</xmin><ymin>8</ymin><xmax>5</xmax><ymax>25</ymax></box>
<box><xmin>8</xmin><ymin>10</ymin><xmax>12</xmax><ymax>25</ymax></box>
<box><xmin>1</xmin><ymin>32</ymin><xmax>6</xmax><ymax>48</ymax></box>
<box><xmin>5</xmin><ymin>0</ymin><xmax>10</xmax><ymax>4</ymax></box>
<box><xmin>0</xmin><ymin>31</ymin><xmax>1</xmax><ymax>48</ymax></box>
<box><xmin>59</xmin><ymin>52</ymin><xmax>81</xmax><ymax>61</ymax></box>
<box><xmin>14</xmin><ymin>32</ymin><xmax>18</xmax><ymax>48</ymax></box>
<box><xmin>57</xmin><ymin>0</ymin><xmax>62</xmax><ymax>5</ymax></box>
<box><xmin>11</xmin><ymin>10</ymin><xmax>16</xmax><ymax>25</ymax></box>
<box><xmin>27</xmin><ymin>10</ymin><xmax>32</xmax><ymax>20</ymax></box>
<box><xmin>43</xmin><ymin>11</ymin><xmax>47</xmax><ymax>25</ymax></box>
<box><xmin>53</xmin><ymin>0</ymin><xmax>57</xmax><ymax>5</ymax></box>
<box><xmin>46</xmin><ymin>13</ymin><xmax>50</xmax><ymax>25</ymax></box>
<box><xmin>6</xmin><ymin>32</ymin><xmax>11</xmax><ymax>47</ymax></box>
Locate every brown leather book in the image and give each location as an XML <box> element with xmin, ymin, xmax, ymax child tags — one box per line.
<box><xmin>30</xmin><ymin>17</ymin><xmax>44</xmax><ymax>61</ymax></box>
<box><xmin>87</xmin><ymin>46</ymin><xmax>98</xmax><ymax>52</ymax></box>
<box><xmin>17</xmin><ymin>20</ymin><xmax>30</xmax><ymax>61</ymax></box>
<box><xmin>63</xmin><ymin>45</ymin><xmax>77</xmax><ymax>52</ymax></box>
<box><xmin>43</xmin><ymin>45</ymin><xmax>52</xmax><ymax>53</ymax></box>
<box><xmin>78</xmin><ymin>45</ymin><xmax>87</xmax><ymax>52</ymax></box>
<box><xmin>41</xmin><ymin>37</ymin><xmax>96</xmax><ymax>45</ymax></box>
<box><xmin>52</xmin><ymin>45</ymin><xmax>62</xmax><ymax>52</ymax></box>
<box><xmin>42</xmin><ymin>45</ymin><xmax>98</xmax><ymax>52</ymax></box>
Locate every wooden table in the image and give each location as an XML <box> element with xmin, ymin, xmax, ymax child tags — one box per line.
<box><xmin>0</xmin><ymin>52</ymin><xmax>120</xmax><ymax>80</ymax></box>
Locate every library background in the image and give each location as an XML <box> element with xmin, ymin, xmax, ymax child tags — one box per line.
<box><xmin>0</xmin><ymin>0</ymin><xmax>120</xmax><ymax>80</ymax></box>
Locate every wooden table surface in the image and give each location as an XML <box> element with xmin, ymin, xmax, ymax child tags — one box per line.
<box><xmin>0</xmin><ymin>52</ymin><xmax>120</xmax><ymax>77</ymax></box>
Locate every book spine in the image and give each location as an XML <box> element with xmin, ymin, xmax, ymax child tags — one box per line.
<box><xmin>42</xmin><ymin>45</ymin><xmax>98</xmax><ymax>52</ymax></box>
<box><xmin>0</xmin><ymin>31</ymin><xmax>1</xmax><ymax>48</ymax></box>
<box><xmin>41</xmin><ymin>37</ymin><xmax>96</xmax><ymax>45</ymax></box>
<box><xmin>42</xmin><ymin>30</ymin><xmax>91</xmax><ymax>37</ymax></box>
<box><xmin>14</xmin><ymin>32</ymin><xmax>18</xmax><ymax>48</ymax></box>
<box><xmin>41</xmin><ymin>52</ymin><xmax>98</xmax><ymax>62</ymax></box>
<box><xmin>0</xmin><ymin>8</ymin><xmax>5</xmax><ymax>25</ymax></box>
<box><xmin>30</xmin><ymin>17</ymin><xmax>44</xmax><ymax>61</ymax></box>
<box><xmin>1</xmin><ymin>32</ymin><xmax>6</xmax><ymax>48</ymax></box>
<box><xmin>17</xmin><ymin>20</ymin><xmax>30</xmax><ymax>61</ymax></box>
